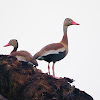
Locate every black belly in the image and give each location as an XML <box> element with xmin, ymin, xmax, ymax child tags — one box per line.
<box><xmin>41</xmin><ymin>51</ymin><xmax>66</xmax><ymax>63</ymax></box>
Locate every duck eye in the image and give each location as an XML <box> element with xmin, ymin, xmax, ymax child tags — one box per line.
<box><xmin>68</xmin><ymin>19</ymin><xmax>71</xmax><ymax>21</ymax></box>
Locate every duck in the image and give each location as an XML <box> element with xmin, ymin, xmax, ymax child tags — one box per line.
<box><xmin>32</xmin><ymin>18</ymin><xmax>79</xmax><ymax>78</ymax></box>
<box><xmin>4</xmin><ymin>39</ymin><xmax>38</xmax><ymax>66</ymax></box>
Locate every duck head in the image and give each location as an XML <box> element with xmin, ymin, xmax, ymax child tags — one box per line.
<box><xmin>4</xmin><ymin>39</ymin><xmax>18</xmax><ymax>48</ymax></box>
<box><xmin>64</xmin><ymin>18</ymin><xmax>79</xmax><ymax>26</ymax></box>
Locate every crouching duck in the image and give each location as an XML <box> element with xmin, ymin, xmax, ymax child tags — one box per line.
<box><xmin>32</xmin><ymin>18</ymin><xmax>79</xmax><ymax>78</ymax></box>
<box><xmin>4</xmin><ymin>39</ymin><xmax>38</xmax><ymax>66</ymax></box>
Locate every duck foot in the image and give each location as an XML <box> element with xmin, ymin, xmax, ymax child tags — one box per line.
<box><xmin>51</xmin><ymin>75</ymin><xmax>63</xmax><ymax>79</ymax></box>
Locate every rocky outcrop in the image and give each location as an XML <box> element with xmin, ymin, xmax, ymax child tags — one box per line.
<box><xmin>0</xmin><ymin>55</ymin><xmax>93</xmax><ymax>100</ymax></box>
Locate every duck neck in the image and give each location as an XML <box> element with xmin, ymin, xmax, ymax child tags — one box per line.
<box><xmin>11</xmin><ymin>43</ymin><xmax>18</xmax><ymax>53</ymax></box>
<box><xmin>61</xmin><ymin>25</ymin><xmax>68</xmax><ymax>45</ymax></box>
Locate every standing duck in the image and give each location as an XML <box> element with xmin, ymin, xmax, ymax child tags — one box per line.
<box><xmin>4</xmin><ymin>39</ymin><xmax>38</xmax><ymax>66</ymax></box>
<box><xmin>32</xmin><ymin>18</ymin><xmax>79</xmax><ymax>78</ymax></box>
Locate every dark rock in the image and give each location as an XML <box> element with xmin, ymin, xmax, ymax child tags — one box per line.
<box><xmin>0</xmin><ymin>55</ymin><xmax>93</xmax><ymax>100</ymax></box>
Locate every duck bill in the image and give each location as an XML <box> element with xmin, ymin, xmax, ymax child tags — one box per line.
<box><xmin>4</xmin><ymin>43</ymin><xmax>10</xmax><ymax>47</ymax></box>
<box><xmin>71</xmin><ymin>21</ymin><xmax>79</xmax><ymax>25</ymax></box>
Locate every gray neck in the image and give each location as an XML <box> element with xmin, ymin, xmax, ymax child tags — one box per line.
<box><xmin>11</xmin><ymin>42</ymin><xmax>18</xmax><ymax>53</ymax></box>
<box><xmin>63</xmin><ymin>25</ymin><xmax>68</xmax><ymax>35</ymax></box>
<box><xmin>61</xmin><ymin>25</ymin><xmax>68</xmax><ymax>44</ymax></box>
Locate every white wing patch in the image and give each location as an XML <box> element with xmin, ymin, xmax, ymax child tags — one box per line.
<box><xmin>16</xmin><ymin>56</ymin><xmax>27</xmax><ymax>62</ymax></box>
<box><xmin>40</xmin><ymin>47</ymin><xmax>66</xmax><ymax>57</ymax></box>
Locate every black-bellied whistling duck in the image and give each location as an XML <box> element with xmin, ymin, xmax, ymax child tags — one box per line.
<box><xmin>4</xmin><ymin>39</ymin><xmax>38</xmax><ymax>66</ymax></box>
<box><xmin>32</xmin><ymin>18</ymin><xmax>79</xmax><ymax>78</ymax></box>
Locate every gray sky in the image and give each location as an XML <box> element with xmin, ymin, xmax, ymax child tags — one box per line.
<box><xmin>0</xmin><ymin>0</ymin><xmax>99</xmax><ymax>99</ymax></box>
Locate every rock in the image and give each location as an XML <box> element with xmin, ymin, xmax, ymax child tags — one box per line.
<box><xmin>0</xmin><ymin>55</ymin><xmax>93</xmax><ymax>100</ymax></box>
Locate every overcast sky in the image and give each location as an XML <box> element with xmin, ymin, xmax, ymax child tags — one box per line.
<box><xmin>0</xmin><ymin>0</ymin><xmax>100</xmax><ymax>99</ymax></box>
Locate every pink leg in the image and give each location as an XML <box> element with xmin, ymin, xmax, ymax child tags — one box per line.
<box><xmin>48</xmin><ymin>63</ymin><xmax>50</xmax><ymax>75</ymax></box>
<box><xmin>52</xmin><ymin>63</ymin><xmax>55</xmax><ymax>78</ymax></box>
<box><xmin>52</xmin><ymin>63</ymin><xmax>61</xmax><ymax>79</ymax></box>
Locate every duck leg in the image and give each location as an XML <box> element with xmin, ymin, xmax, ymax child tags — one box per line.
<box><xmin>48</xmin><ymin>63</ymin><xmax>50</xmax><ymax>75</ymax></box>
<box><xmin>52</xmin><ymin>62</ymin><xmax>55</xmax><ymax>78</ymax></box>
